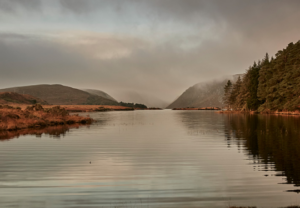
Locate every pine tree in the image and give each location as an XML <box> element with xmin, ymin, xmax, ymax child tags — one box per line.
<box><xmin>223</xmin><ymin>80</ymin><xmax>232</xmax><ymax>109</ymax></box>
<box><xmin>247</xmin><ymin>63</ymin><xmax>262</xmax><ymax>110</ymax></box>
<box><xmin>237</xmin><ymin>73</ymin><xmax>250</xmax><ymax>110</ymax></box>
<box><xmin>230</xmin><ymin>76</ymin><xmax>243</xmax><ymax>109</ymax></box>
<box><xmin>223</xmin><ymin>40</ymin><xmax>300</xmax><ymax>112</ymax></box>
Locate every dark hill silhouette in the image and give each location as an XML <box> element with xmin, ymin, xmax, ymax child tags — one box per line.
<box><xmin>0</xmin><ymin>84</ymin><xmax>119</xmax><ymax>105</ymax></box>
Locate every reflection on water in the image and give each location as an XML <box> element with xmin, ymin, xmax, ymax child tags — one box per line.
<box><xmin>224</xmin><ymin>114</ymin><xmax>300</xmax><ymax>189</ymax></box>
<box><xmin>0</xmin><ymin>110</ymin><xmax>300</xmax><ymax>208</ymax></box>
<box><xmin>0</xmin><ymin>124</ymin><xmax>84</xmax><ymax>141</ymax></box>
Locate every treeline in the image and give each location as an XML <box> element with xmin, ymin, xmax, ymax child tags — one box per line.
<box><xmin>223</xmin><ymin>41</ymin><xmax>300</xmax><ymax>112</ymax></box>
<box><xmin>119</xmin><ymin>101</ymin><xmax>147</xmax><ymax>109</ymax></box>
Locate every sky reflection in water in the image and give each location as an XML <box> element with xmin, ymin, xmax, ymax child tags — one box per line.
<box><xmin>0</xmin><ymin>110</ymin><xmax>299</xmax><ymax>208</ymax></box>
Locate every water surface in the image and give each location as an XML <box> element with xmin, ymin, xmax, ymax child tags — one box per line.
<box><xmin>0</xmin><ymin>110</ymin><xmax>300</xmax><ymax>208</ymax></box>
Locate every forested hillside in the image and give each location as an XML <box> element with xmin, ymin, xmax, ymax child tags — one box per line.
<box><xmin>223</xmin><ymin>41</ymin><xmax>300</xmax><ymax>112</ymax></box>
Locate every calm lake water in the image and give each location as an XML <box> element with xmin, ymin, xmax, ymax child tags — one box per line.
<box><xmin>1</xmin><ymin>110</ymin><xmax>300</xmax><ymax>208</ymax></box>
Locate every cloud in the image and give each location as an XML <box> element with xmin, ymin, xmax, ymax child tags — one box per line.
<box><xmin>59</xmin><ymin>0</ymin><xmax>93</xmax><ymax>14</ymax></box>
<box><xmin>0</xmin><ymin>0</ymin><xmax>300</xmax><ymax>106</ymax></box>
<box><xmin>0</xmin><ymin>30</ymin><xmax>272</xmax><ymax>105</ymax></box>
<box><xmin>52</xmin><ymin>31</ymin><xmax>149</xmax><ymax>60</ymax></box>
<box><xmin>0</xmin><ymin>0</ymin><xmax>41</xmax><ymax>13</ymax></box>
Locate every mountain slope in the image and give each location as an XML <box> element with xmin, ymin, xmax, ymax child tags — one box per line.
<box><xmin>167</xmin><ymin>75</ymin><xmax>241</xmax><ymax>109</ymax></box>
<box><xmin>82</xmin><ymin>89</ymin><xmax>117</xmax><ymax>102</ymax></box>
<box><xmin>0</xmin><ymin>84</ymin><xmax>119</xmax><ymax>105</ymax></box>
<box><xmin>167</xmin><ymin>80</ymin><xmax>227</xmax><ymax>109</ymax></box>
<box><xmin>0</xmin><ymin>92</ymin><xmax>48</xmax><ymax>105</ymax></box>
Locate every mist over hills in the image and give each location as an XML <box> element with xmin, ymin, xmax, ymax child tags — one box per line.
<box><xmin>0</xmin><ymin>77</ymin><xmax>247</xmax><ymax>109</ymax></box>
<box><xmin>82</xmin><ymin>89</ymin><xmax>117</xmax><ymax>102</ymax></box>
<box><xmin>167</xmin><ymin>75</ymin><xmax>241</xmax><ymax>109</ymax></box>
<box><xmin>0</xmin><ymin>84</ymin><xmax>118</xmax><ymax>105</ymax></box>
<box><xmin>111</xmin><ymin>90</ymin><xmax>169</xmax><ymax>109</ymax></box>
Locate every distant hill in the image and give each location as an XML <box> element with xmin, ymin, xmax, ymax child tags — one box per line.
<box><xmin>0</xmin><ymin>92</ymin><xmax>48</xmax><ymax>105</ymax></box>
<box><xmin>82</xmin><ymin>89</ymin><xmax>117</xmax><ymax>102</ymax></box>
<box><xmin>167</xmin><ymin>75</ymin><xmax>242</xmax><ymax>109</ymax></box>
<box><xmin>110</xmin><ymin>90</ymin><xmax>169</xmax><ymax>108</ymax></box>
<box><xmin>0</xmin><ymin>84</ymin><xmax>119</xmax><ymax>105</ymax></box>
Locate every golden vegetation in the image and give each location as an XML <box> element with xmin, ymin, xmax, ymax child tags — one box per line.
<box><xmin>0</xmin><ymin>104</ymin><xmax>93</xmax><ymax>131</ymax></box>
<box><xmin>6</xmin><ymin>104</ymin><xmax>134</xmax><ymax>112</ymax></box>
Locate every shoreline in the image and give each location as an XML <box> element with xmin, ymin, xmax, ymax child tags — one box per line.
<box><xmin>5</xmin><ymin>104</ymin><xmax>163</xmax><ymax>112</ymax></box>
<box><xmin>0</xmin><ymin>104</ymin><xmax>93</xmax><ymax>131</ymax></box>
<box><xmin>172</xmin><ymin>107</ymin><xmax>221</xmax><ymax>110</ymax></box>
<box><xmin>0</xmin><ymin>104</ymin><xmax>163</xmax><ymax>131</ymax></box>
<box><xmin>7</xmin><ymin>104</ymin><xmax>134</xmax><ymax>112</ymax></box>
<box><xmin>217</xmin><ymin>110</ymin><xmax>300</xmax><ymax>116</ymax></box>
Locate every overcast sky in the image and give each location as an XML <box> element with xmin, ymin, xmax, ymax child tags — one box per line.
<box><xmin>1</xmin><ymin>0</ymin><xmax>300</xmax><ymax>106</ymax></box>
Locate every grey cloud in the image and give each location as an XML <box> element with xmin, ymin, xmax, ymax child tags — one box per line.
<box><xmin>59</xmin><ymin>0</ymin><xmax>93</xmax><ymax>14</ymax></box>
<box><xmin>0</xmin><ymin>33</ymin><xmax>30</xmax><ymax>40</ymax></box>
<box><xmin>0</xmin><ymin>1</ymin><xmax>300</xmax><ymax>107</ymax></box>
<box><xmin>0</xmin><ymin>34</ymin><xmax>89</xmax><ymax>87</ymax></box>
<box><xmin>124</xmin><ymin>0</ymin><xmax>300</xmax><ymax>41</ymax></box>
<box><xmin>0</xmin><ymin>0</ymin><xmax>41</xmax><ymax>13</ymax></box>
<box><xmin>0</xmin><ymin>31</ymin><xmax>276</xmax><ymax>106</ymax></box>
<box><xmin>1</xmin><ymin>0</ymin><xmax>299</xmax><ymax>44</ymax></box>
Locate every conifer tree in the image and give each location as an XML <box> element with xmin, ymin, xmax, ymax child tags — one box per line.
<box><xmin>223</xmin><ymin>40</ymin><xmax>300</xmax><ymax>112</ymax></box>
<box><xmin>230</xmin><ymin>76</ymin><xmax>243</xmax><ymax>109</ymax></box>
<box><xmin>223</xmin><ymin>80</ymin><xmax>232</xmax><ymax>109</ymax></box>
<box><xmin>246</xmin><ymin>63</ymin><xmax>262</xmax><ymax>110</ymax></box>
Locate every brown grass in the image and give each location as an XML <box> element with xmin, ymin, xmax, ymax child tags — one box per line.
<box><xmin>0</xmin><ymin>104</ymin><xmax>93</xmax><ymax>131</ymax></box>
<box><xmin>6</xmin><ymin>104</ymin><xmax>134</xmax><ymax>112</ymax></box>
<box><xmin>4</xmin><ymin>104</ymin><xmax>163</xmax><ymax>112</ymax></box>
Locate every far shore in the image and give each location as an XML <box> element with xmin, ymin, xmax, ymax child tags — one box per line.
<box><xmin>5</xmin><ymin>104</ymin><xmax>164</xmax><ymax>112</ymax></box>
<box><xmin>173</xmin><ymin>107</ymin><xmax>221</xmax><ymax>110</ymax></box>
<box><xmin>217</xmin><ymin>110</ymin><xmax>300</xmax><ymax>116</ymax></box>
<box><xmin>5</xmin><ymin>104</ymin><xmax>133</xmax><ymax>112</ymax></box>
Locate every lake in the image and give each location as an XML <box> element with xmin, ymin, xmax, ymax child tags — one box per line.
<box><xmin>0</xmin><ymin>110</ymin><xmax>300</xmax><ymax>208</ymax></box>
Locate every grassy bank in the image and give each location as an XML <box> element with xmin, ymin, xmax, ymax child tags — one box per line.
<box><xmin>0</xmin><ymin>104</ymin><xmax>93</xmax><ymax>131</ymax></box>
<box><xmin>6</xmin><ymin>104</ymin><xmax>134</xmax><ymax>112</ymax></box>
